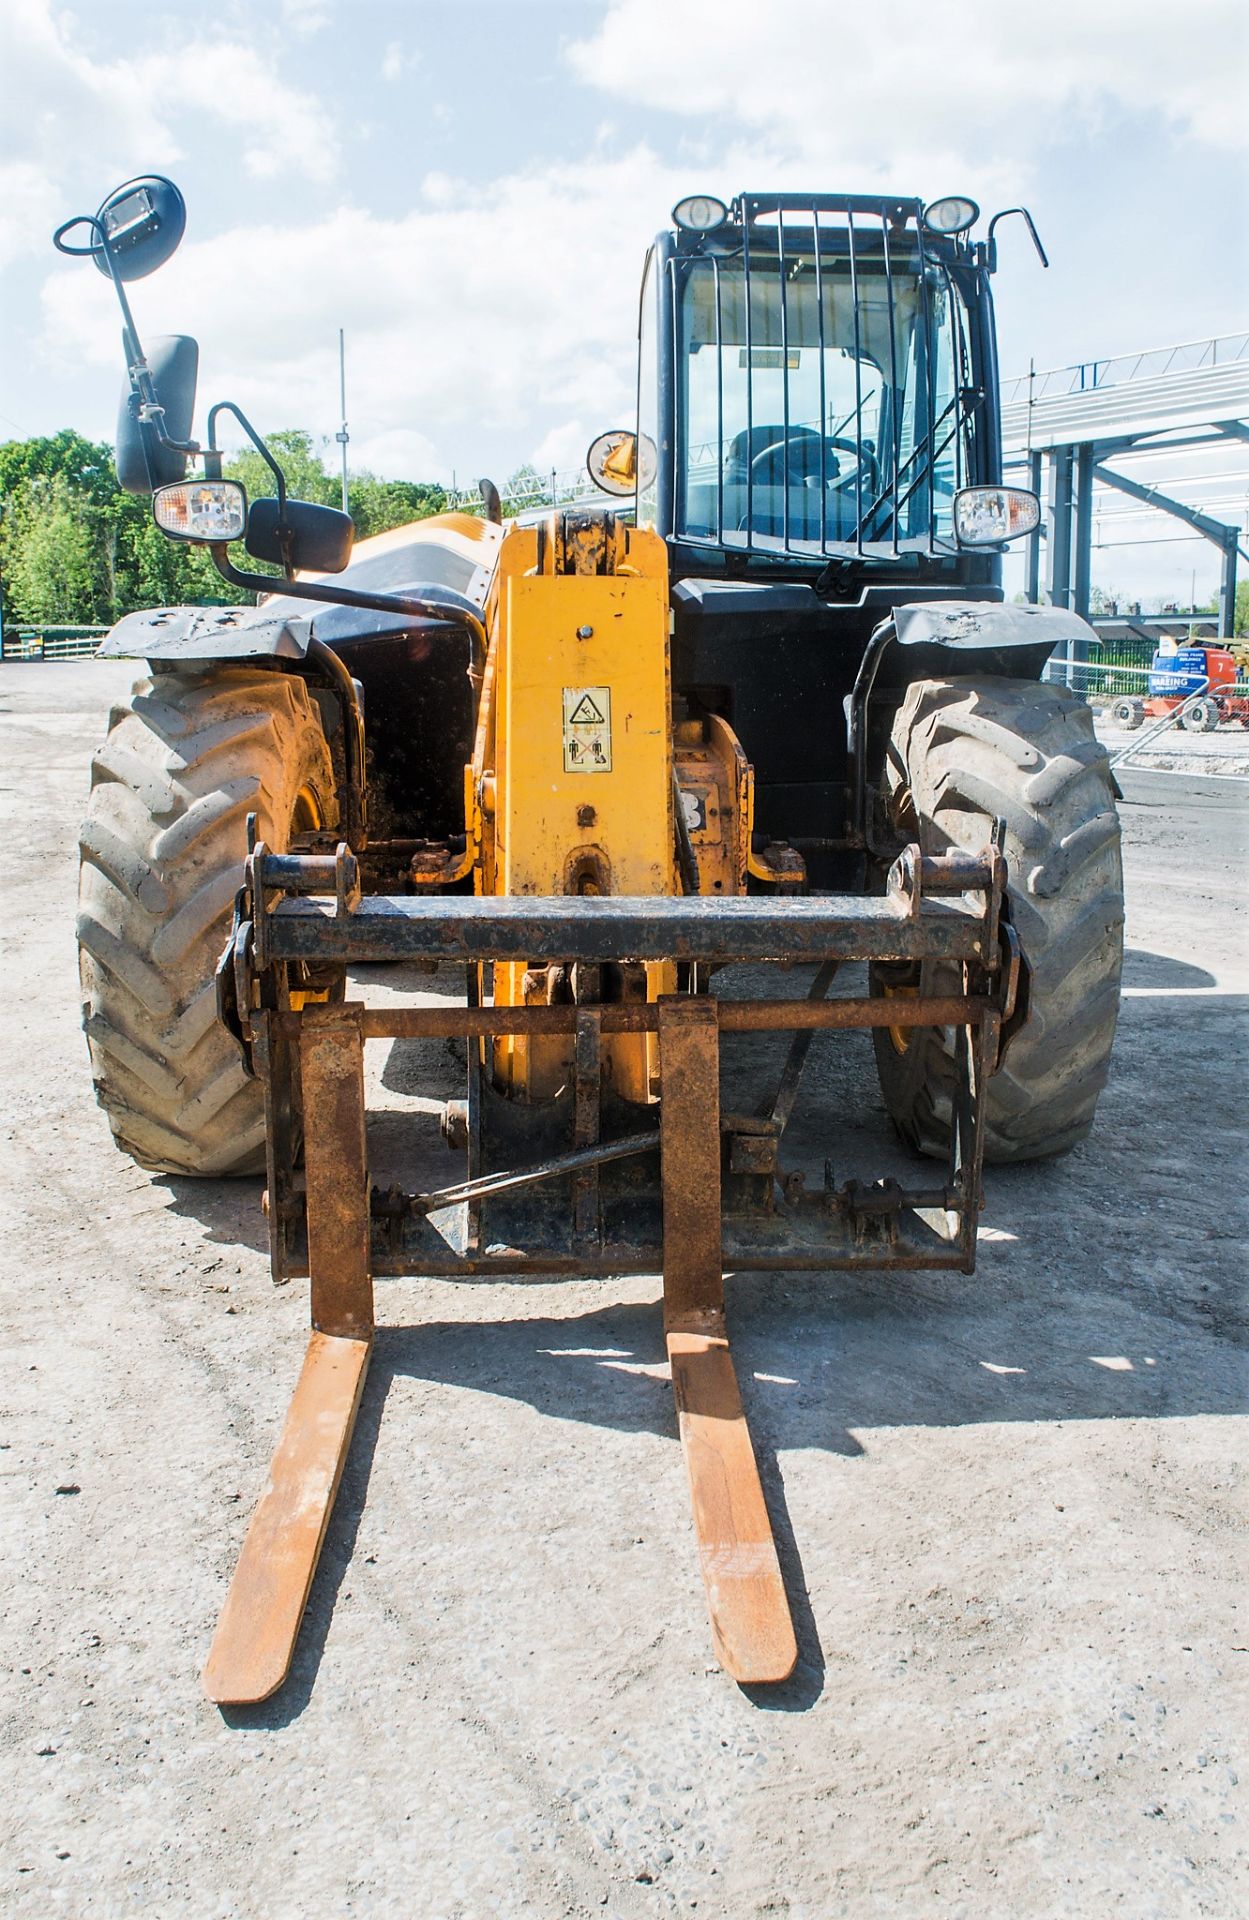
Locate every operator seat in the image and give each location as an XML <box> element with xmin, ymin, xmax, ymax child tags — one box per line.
<box><xmin>723</xmin><ymin>424</ymin><xmax>850</xmax><ymax>540</ymax></box>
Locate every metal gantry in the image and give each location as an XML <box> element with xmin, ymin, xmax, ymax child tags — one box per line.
<box><xmin>452</xmin><ymin>334</ymin><xmax>1249</xmax><ymax>641</ymax></box>
<box><xmin>1002</xmin><ymin>333</ymin><xmax>1249</xmax><ymax>638</ymax></box>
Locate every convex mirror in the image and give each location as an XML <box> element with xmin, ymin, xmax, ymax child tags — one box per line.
<box><xmin>587</xmin><ymin>429</ymin><xmax>657</xmax><ymax>498</ymax></box>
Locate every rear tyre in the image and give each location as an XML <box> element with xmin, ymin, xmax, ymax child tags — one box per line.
<box><xmin>871</xmin><ymin>675</ymin><xmax>1124</xmax><ymax>1164</ymax></box>
<box><xmin>78</xmin><ymin>667</ymin><xmax>337</xmax><ymax>1176</ymax></box>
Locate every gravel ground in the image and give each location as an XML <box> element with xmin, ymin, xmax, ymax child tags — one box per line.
<box><xmin>0</xmin><ymin>661</ymin><xmax>1245</xmax><ymax>1920</ymax></box>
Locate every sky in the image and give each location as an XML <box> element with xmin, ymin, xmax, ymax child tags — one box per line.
<box><xmin>1</xmin><ymin>0</ymin><xmax>1246</xmax><ymax>602</ymax></box>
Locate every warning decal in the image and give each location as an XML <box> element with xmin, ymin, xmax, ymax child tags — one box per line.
<box><xmin>562</xmin><ymin>685</ymin><xmax>612</xmax><ymax>773</ymax></box>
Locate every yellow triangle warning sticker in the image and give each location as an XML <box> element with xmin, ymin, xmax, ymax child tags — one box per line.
<box><xmin>567</xmin><ymin>693</ymin><xmax>606</xmax><ymax>726</ymax></box>
<box><xmin>562</xmin><ymin>685</ymin><xmax>612</xmax><ymax>772</ymax></box>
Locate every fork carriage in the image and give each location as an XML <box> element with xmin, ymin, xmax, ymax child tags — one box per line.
<box><xmin>201</xmin><ymin>833</ymin><xmax>1017</xmax><ymax>1702</ymax></box>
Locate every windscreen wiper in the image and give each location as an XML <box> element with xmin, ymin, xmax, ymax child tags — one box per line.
<box><xmin>851</xmin><ymin>389</ymin><xmax>978</xmax><ymax>544</ymax></box>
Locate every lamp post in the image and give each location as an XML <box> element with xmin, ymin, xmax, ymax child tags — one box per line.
<box><xmin>335</xmin><ymin>328</ymin><xmax>349</xmax><ymax>516</ymax></box>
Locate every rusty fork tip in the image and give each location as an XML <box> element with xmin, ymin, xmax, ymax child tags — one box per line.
<box><xmin>200</xmin><ymin>1662</ymin><xmax>288</xmax><ymax>1708</ymax></box>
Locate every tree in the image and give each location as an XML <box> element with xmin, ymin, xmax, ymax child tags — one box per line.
<box><xmin>0</xmin><ymin>429</ymin><xmax>117</xmax><ymax>511</ymax></box>
<box><xmin>224</xmin><ymin>430</ymin><xmax>340</xmax><ymax>512</ymax></box>
<box><xmin>1</xmin><ymin>425</ymin><xmax>450</xmax><ymax>628</ymax></box>
<box><xmin>3</xmin><ymin>474</ymin><xmax>104</xmax><ymax>623</ymax></box>
<box><xmin>500</xmin><ymin>463</ymin><xmax>547</xmax><ymax>517</ymax></box>
<box><xmin>350</xmin><ymin>476</ymin><xmax>447</xmax><ymax>538</ymax></box>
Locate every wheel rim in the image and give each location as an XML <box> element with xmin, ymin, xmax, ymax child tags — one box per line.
<box><xmin>882</xmin><ymin>978</ymin><xmax>920</xmax><ymax>1055</ymax></box>
<box><xmin>291</xmin><ymin>785</ymin><xmax>323</xmax><ymax>835</ymax></box>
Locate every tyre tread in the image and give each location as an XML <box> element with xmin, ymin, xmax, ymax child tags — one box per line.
<box><xmin>78</xmin><ymin>668</ymin><xmax>335</xmax><ymax>1175</ymax></box>
<box><xmin>873</xmin><ymin>674</ymin><xmax>1124</xmax><ymax>1163</ymax></box>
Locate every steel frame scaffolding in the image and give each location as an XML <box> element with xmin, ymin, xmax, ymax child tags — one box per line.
<box><xmin>1003</xmin><ymin>337</ymin><xmax>1249</xmax><ymax>639</ymax></box>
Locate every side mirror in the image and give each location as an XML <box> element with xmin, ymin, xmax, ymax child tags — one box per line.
<box><xmin>246</xmin><ymin>498</ymin><xmax>355</xmax><ymax>575</ymax></box>
<box><xmin>115</xmin><ymin>334</ymin><xmax>199</xmax><ymax>493</ymax></box>
<box><xmin>587</xmin><ymin>428</ymin><xmax>657</xmax><ymax>498</ymax></box>
<box><xmin>92</xmin><ymin>176</ymin><xmax>187</xmax><ymax>283</ymax></box>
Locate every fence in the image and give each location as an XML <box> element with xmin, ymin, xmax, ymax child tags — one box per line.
<box><xmin>1</xmin><ymin>625</ymin><xmax>108</xmax><ymax>661</ymax></box>
<box><xmin>1041</xmin><ymin>656</ymin><xmax>1249</xmax><ymax>704</ymax></box>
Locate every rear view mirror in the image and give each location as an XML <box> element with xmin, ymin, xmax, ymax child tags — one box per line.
<box><xmin>587</xmin><ymin>428</ymin><xmax>657</xmax><ymax>498</ymax></box>
<box><xmin>92</xmin><ymin>176</ymin><xmax>187</xmax><ymax>283</ymax></box>
<box><xmin>246</xmin><ymin>498</ymin><xmax>355</xmax><ymax>575</ymax></box>
<box><xmin>115</xmin><ymin>334</ymin><xmax>199</xmax><ymax>493</ymax></box>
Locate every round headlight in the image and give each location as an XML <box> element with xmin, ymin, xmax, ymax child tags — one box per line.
<box><xmin>922</xmin><ymin>195</ymin><xmax>980</xmax><ymax>236</ymax></box>
<box><xmin>672</xmin><ymin>194</ymin><xmax>728</xmax><ymax>233</ymax></box>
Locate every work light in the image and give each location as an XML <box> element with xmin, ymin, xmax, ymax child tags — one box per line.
<box><xmin>672</xmin><ymin>194</ymin><xmax>728</xmax><ymax>232</ymax></box>
<box><xmin>922</xmin><ymin>195</ymin><xmax>979</xmax><ymax>236</ymax></box>
<box><xmin>954</xmin><ymin>486</ymin><xmax>1040</xmax><ymax>546</ymax></box>
<box><xmin>153</xmin><ymin>479</ymin><xmax>246</xmax><ymax>542</ymax></box>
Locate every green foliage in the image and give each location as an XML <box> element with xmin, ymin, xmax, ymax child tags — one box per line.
<box><xmin>1235</xmin><ymin>579</ymin><xmax>1249</xmax><ymax>638</ymax></box>
<box><xmin>0</xmin><ymin>429</ymin><xmax>117</xmax><ymax>510</ymax></box>
<box><xmin>500</xmin><ymin>463</ymin><xmax>547</xmax><ymax>517</ymax></box>
<box><xmin>224</xmin><ymin>429</ymin><xmax>340</xmax><ymax>511</ymax></box>
<box><xmin>350</xmin><ymin>476</ymin><xmax>447</xmax><ymax>539</ymax></box>
<box><xmin>3</xmin><ymin>474</ymin><xmax>104</xmax><ymax>623</ymax></box>
<box><xmin>0</xmin><ymin>426</ymin><xmax>448</xmax><ymax>629</ymax></box>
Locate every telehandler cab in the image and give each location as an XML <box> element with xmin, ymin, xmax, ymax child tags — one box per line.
<box><xmin>58</xmin><ymin>178</ymin><xmax>1124</xmax><ymax>1701</ymax></box>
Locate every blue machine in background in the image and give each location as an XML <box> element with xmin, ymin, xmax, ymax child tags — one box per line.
<box><xmin>1148</xmin><ymin>646</ymin><xmax>1216</xmax><ymax>698</ymax></box>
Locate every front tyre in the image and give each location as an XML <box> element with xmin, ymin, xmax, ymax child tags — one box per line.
<box><xmin>78</xmin><ymin>667</ymin><xmax>337</xmax><ymax>1176</ymax></box>
<box><xmin>871</xmin><ymin>675</ymin><xmax>1124</xmax><ymax>1164</ymax></box>
<box><xmin>1181</xmin><ymin>697</ymin><xmax>1219</xmax><ymax>733</ymax></box>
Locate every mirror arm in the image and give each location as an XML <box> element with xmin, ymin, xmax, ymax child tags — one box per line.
<box><xmin>59</xmin><ymin>211</ymin><xmax>200</xmax><ymax>462</ymax></box>
<box><xmin>986</xmin><ymin>208</ymin><xmax>1049</xmax><ymax>275</ymax></box>
<box><xmin>207</xmin><ymin>402</ymin><xmax>287</xmax><ymax>510</ymax></box>
<box><xmin>206</xmin><ymin>545</ymin><xmax>488</xmax><ymax>678</ymax></box>
<box><xmin>208</xmin><ymin>402</ymin><xmax>297</xmax><ymax>576</ymax></box>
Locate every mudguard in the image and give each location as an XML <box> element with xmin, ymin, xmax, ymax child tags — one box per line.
<box><xmin>98</xmin><ymin>604</ymin><xmax>312</xmax><ymax>661</ymax></box>
<box><xmin>889</xmin><ymin>599</ymin><xmax>1097</xmax><ymax>682</ymax></box>
<box><xmin>891</xmin><ymin>600</ymin><xmax>1097</xmax><ymax>651</ymax></box>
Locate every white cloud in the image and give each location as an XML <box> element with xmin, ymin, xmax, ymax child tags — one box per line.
<box><xmin>0</xmin><ymin>0</ymin><xmax>340</xmax><ymax>268</ymax></box>
<box><xmin>0</xmin><ymin>160</ymin><xmax>62</xmax><ymax>275</ymax></box>
<box><xmin>381</xmin><ymin>39</ymin><xmax>419</xmax><ymax>82</ymax></box>
<box><xmin>38</xmin><ymin>150</ymin><xmax>688</xmax><ymax>481</ymax></box>
<box><xmin>281</xmin><ymin>0</ymin><xmax>332</xmax><ymax>34</ymax></box>
<box><xmin>567</xmin><ymin>0</ymin><xmax>1248</xmax><ymax>166</ymax></box>
<box><xmin>19</xmin><ymin>0</ymin><xmax>1247</xmax><ymax>495</ymax></box>
<box><xmin>348</xmin><ymin>424</ymin><xmax>443</xmax><ymax>480</ymax></box>
<box><xmin>532</xmin><ymin>419</ymin><xmax>595</xmax><ymax>476</ymax></box>
<box><xmin>143</xmin><ymin>42</ymin><xmax>339</xmax><ymax>185</ymax></box>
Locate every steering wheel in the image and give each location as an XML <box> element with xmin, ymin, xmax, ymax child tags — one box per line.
<box><xmin>823</xmin><ymin>435</ymin><xmax>880</xmax><ymax>497</ymax></box>
<box><xmin>748</xmin><ymin>432</ymin><xmax>880</xmax><ymax>497</ymax></box>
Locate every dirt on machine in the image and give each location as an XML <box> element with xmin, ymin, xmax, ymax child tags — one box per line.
<box><xmin>57</xmin><ymin>178</ymin><xmax>1124</xmax><ymax>1702</ymax></box>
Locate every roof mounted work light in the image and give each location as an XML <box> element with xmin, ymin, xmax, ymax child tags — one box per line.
<box><xmin>672</xmin><ymin>194</ymin><xmax>728</xmax><ymax>233</ymax></box>
<box><xmin>922</xmin><ymin>195</ymin><xmax>979</xmax><ymax>236</ymax></box>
